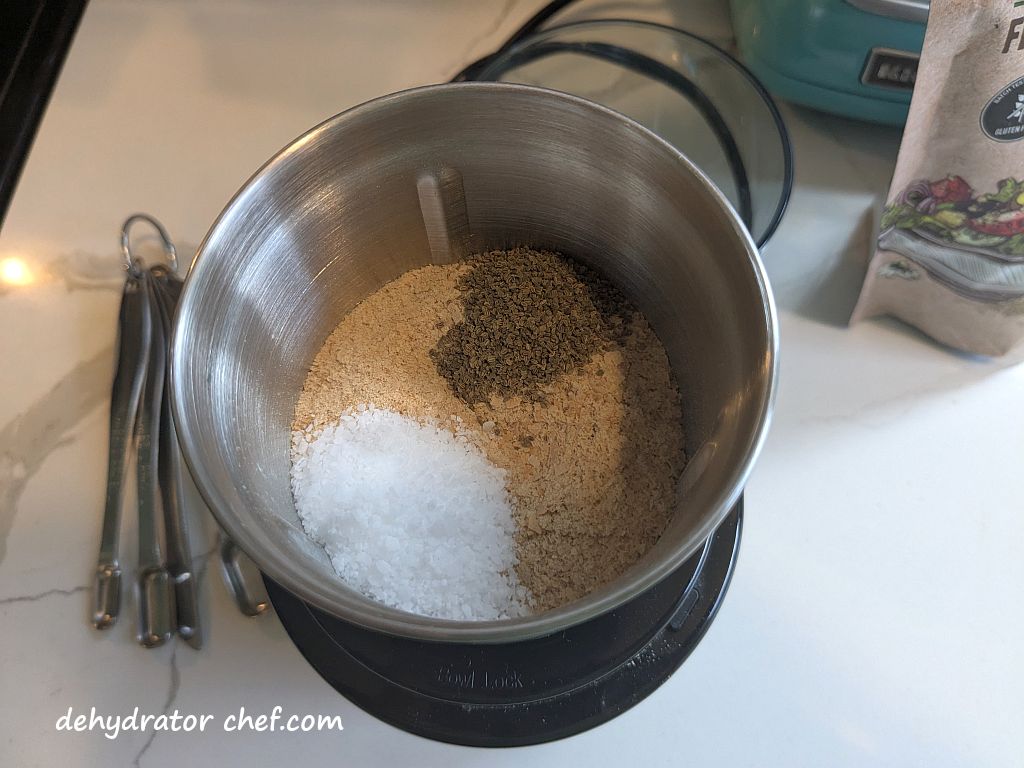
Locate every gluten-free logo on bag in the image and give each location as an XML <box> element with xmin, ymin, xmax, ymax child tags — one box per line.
<box><xmin>981</xmin><ymin>75</ymin><xmax>1024</xmax><ymax>141</ymax></box>
<box><xmin>987</xmin><ymin>3</ymin><xmax>1024</xmax><ymax>141</ymax></box>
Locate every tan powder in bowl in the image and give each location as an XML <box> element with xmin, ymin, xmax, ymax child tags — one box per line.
<box><xmin>292</xmin><ymin>249</ymin><xmax>685</xmax><ymax>612</ymax></box>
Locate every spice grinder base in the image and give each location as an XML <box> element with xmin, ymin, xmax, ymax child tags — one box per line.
<box><xmin>264</xmin><ymin>501</ymin><xmax>742</xmax><ymax>747</ymax></box>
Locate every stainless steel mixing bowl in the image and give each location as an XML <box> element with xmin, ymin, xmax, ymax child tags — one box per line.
<box><xmin>171</xmin><ymin>83</ymin><xmax>777</xmax><ymax>643</ymax></box>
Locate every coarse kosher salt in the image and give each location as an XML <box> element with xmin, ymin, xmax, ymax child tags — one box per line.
<box><xmin>290</xmin><ymin>405</ymin><xmax>530</xmax><ymax>620</ymax></box>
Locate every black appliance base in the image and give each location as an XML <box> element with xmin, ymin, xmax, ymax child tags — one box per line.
<box><xmin>265</xmin><ymin>500</ymin><xmax>742</xmax><ymax>747</ymax></box>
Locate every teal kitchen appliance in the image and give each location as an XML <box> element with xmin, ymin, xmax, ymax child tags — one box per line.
<box><xmin>729</xmin><ymin>0</ymin><xmax>928</xmax><ymax>125</ymax></box>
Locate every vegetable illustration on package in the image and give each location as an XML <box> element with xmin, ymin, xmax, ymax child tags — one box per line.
<box><xmin>882</xmin><ymin>176</ymin><xmax>1024</xmax><ymax>256</ymax></box>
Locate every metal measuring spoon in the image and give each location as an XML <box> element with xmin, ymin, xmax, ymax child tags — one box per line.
<box><xmin>218</xmin><ymin>534</ymin><xmax>270</xmax><ymax>617</ymax></box>
<box><xmin>152</xmin><ymin>266</ymin><xmax>203</xmax><ymax>648</ymax></box>
<box><xmin>92</xmin><ymin>264</ymin><xmax>151</xmax><ymax>630</ymax></box>
<box><xmin>135</xmin><ymin>270</ymin><xmax>175</xmax><ymax>648</ymax></box>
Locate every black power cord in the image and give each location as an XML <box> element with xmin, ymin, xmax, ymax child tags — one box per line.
<box><xmin>452</xmin><ymin>0</ymin><xmax>578</xmax><ymax>82</ymax></box>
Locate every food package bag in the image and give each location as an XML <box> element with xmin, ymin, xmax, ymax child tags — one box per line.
<box><xmin>851</xmin><ymin>0</ymin><xmax>1024</xmax><ymax>357</ymax></box>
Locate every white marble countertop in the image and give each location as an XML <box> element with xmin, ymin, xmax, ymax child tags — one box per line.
<box><xmin>2</xmin><ymin>1</ymin><xmax>1022</xmax><ymax>766</ymax></box>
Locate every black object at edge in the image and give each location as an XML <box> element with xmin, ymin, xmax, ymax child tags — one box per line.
<box><xmin>0</xmin><ymin>0</ymin><xmax>88</xmax><ymax>231</ymax></box>
<box><xmin>265</xmin><ymin>500</ymin><xmax>742</xmax><ymax>748</ymax></box>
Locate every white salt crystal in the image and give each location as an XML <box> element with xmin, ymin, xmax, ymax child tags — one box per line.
<box><xmin>290</xmin><ymin>405</ymin><xmax>530</xmax><ymax>620</ymax></box>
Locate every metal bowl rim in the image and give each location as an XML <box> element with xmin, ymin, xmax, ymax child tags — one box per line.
<box><xmin>169</xmin><ymin>81</ymin><xmax>778</xmax><ymax>644</ymax></box>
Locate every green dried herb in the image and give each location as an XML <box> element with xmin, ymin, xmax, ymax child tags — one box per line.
<box><xmin>430</xmin><ymin>248</ymin><xmax>634</xmax><ymax>404</ymax></box>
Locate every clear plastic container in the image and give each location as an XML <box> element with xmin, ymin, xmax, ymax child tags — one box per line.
<box><xmin>477</xmin><ymin>20</ymin><xmax>793</xmax><ymax>246</ymax></box>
